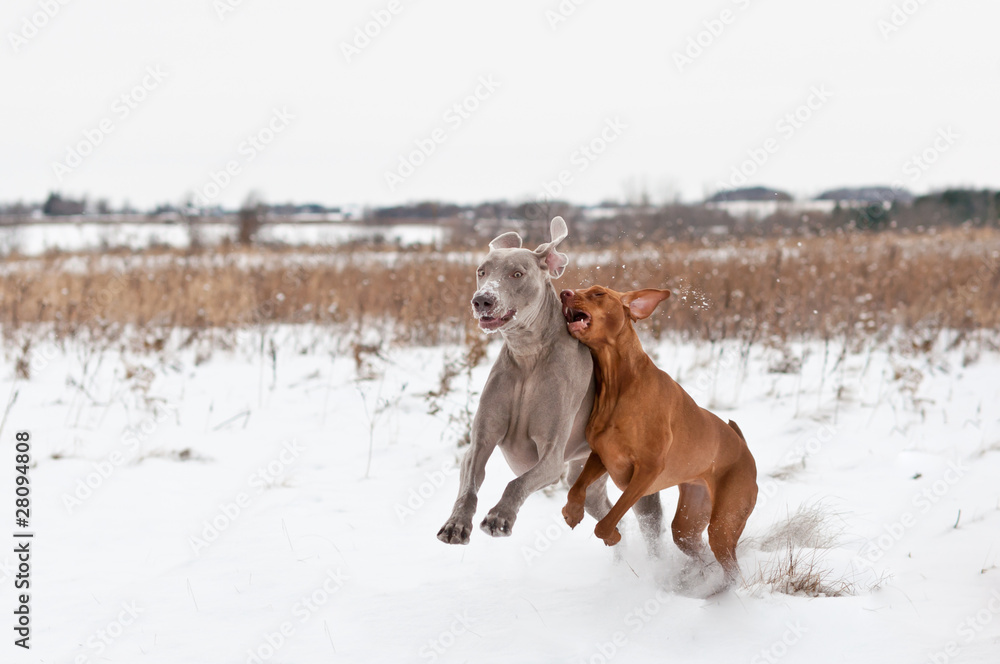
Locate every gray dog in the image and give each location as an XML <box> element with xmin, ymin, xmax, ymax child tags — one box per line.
<box><xmin>437</xmin><ymin>217</ymin><xmax>662</xmax><ymax>546</ymax></box>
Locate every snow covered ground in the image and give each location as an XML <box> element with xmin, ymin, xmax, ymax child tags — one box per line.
<box><xmin>0</xmin><ymin>221</ymin><xmax>446</xmax><ymax>256</ymax></box>
<box><xmin>4</xmin><ymin>327</ymin><xmax>1000</xmax><ymax>663</ymax></box>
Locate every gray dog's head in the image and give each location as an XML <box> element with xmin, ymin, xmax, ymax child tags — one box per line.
<box><xmin>471</xmin><ymin>216</ymin><xmax>569</xmax><ymax>334</ymax></box>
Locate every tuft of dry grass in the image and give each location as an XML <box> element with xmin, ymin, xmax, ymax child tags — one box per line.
<box><xmin>748</xmin><ymin>544</ymin><xmax>860</xmax><ymax>597</ymax></box>
<box><xmin>755</xmin><ymin>504</ymin><xmax>839</xmax><ymax>552</ymax></box>
<box><xmin>1</xmin><ymin>227</ymin><xmax>998</xmax><ymax>353</ymax></box>
<box><xmin>744</xmin><ymin>504</ymin><xmax>885</xmax><ymax>597</ymax></box>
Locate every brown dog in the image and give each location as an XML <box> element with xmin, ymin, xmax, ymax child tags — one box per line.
<box><xmin>559</xmin><ymin>286</ymin><xmax>757</xmax><ymax>583</ymax></box>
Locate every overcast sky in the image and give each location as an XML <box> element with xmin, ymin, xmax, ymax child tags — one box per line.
<box><xmin>2</xmin><ymin>0</ymin><xmax>998</xmax><ymax>209</ymax></box>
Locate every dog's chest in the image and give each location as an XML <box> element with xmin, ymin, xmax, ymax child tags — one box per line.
<box><xmin>586</xmin><ymin>420</ymin><xmax>640</xmax><ymax>488</ymax></box>
<box><xmin>494</xmin><ymin>388</ymin><xmax>543</xmax><ymax>473</ymax></box>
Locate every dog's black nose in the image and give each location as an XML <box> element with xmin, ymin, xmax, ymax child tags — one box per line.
<box><xmin>560</xmin><ymin>289</ymin><xmax>574</xmax><ymax>303</ymax></box>
<box><xmin>472</xmin><ymin>294</ymin><xmax>494</xmax><ymax>312</ymax></box>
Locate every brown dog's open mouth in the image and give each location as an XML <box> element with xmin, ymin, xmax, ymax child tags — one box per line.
<box><xmin>564</xmin><ymin>307</ymin><xmax>591</xmax><ymax>334</ymax></box>
<box><xmin>479</xmin><ymin>310</ymin><xmax>515</xmax><ymax>331</ymax></box>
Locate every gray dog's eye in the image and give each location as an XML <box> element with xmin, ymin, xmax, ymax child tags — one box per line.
<box><xmin>477</xmin><ymin>269</ymin><xmax>485</xmax><ymax>277</ymax></box>
<box><xmin>512</xmin><ymin>271</ymin><xmax>523</xmax><ymax>279</ymax></box>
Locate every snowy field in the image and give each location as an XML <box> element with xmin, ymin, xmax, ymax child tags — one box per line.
<box><xmin>0</xmin><ymin>221</ymin><xmax>446</xmax><ymax>256</ymax></box>
<box><xmin>5</xmin><ymin>327</ymin><xmax>1000</xmax><ymax>663</ymax></box>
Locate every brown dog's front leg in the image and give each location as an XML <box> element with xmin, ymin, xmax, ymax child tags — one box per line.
<box><xmin>562</xmin><ymin>452</ymin><xmax>607</xmax><ymax>529</ymax></box>
<box><xmin>594</xmin><ymin>468</ymin><xmax>660</xmax><ymax>546</ymax></box>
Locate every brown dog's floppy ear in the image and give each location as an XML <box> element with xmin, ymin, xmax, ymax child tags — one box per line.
<box><xmin>621</xmin><ymin>289</ymin><xmax>670</xmax><ymax>320</ymax></box>
<box><xmin>489</xmin><ymin>232</ymin><xmax>522</xmax><ymax>250</ymax></box>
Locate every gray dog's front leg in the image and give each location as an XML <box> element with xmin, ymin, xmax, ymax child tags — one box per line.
<box><xmin>480</xmin><ymin>441</ymin><xmax>565</xmax><ymax>537</ymax></box>
<box><xmin>438</xmin><ymin>364</ymin><xmax>513</xmax><ymax>545</ymax></box>
<box><xmin>437</xmin><ymin>435</ymin><xmax>496</xmax><ymax>545</ymax></box>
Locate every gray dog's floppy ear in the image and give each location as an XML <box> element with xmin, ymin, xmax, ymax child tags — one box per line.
<box><xmin>489</xmin><ymin>232</ymin><xmax>522</xmax><ymax>251</ymax></box>
<box><xmin>548</xmin><ymin>216</ymin><xmax>568</xmax><ymax>245</ymax></box>
<box><xmin>533</xmin><ymin>216</ymin><xmax>569</xmax><ymax>278</ymax></box>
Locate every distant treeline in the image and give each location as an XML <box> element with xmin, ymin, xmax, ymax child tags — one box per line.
<box><xmin>0</xmin><ymin>188</ymin><xmax>997</xmax><ymax>248</ymax></box>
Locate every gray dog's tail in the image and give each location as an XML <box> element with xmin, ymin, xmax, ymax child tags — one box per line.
<box><xmin>728</xmin><ymin>420</ymin><xmax>746</xmax><ymax>442</ymax></box>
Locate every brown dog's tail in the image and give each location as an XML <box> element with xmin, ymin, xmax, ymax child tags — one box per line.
<box><xmin>728</xmin><ymin>420</ymin><xmax>746</xmax><ymax>442</ymax></box>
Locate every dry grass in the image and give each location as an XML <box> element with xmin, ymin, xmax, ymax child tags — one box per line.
<box><xmin>1</xmin><ymin>227</ymin><xmax>999</xmax><ymax>353</ymax></box>
<box><xmin>755</xmin><ymin>504</ymin><xmax>837</xmax><ymax>552</ymax></box>
<box><xmin>747</xmin><ymin>545</ymin><xmax>860</xmax><ymax>597</ymax></box>
<box><xmin>744</xmin><ymin>504</ymin><xmax>884</xmax><ymax>597</ymax></box>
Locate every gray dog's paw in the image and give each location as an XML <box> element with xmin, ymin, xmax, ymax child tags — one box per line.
<box><xmin>437</xmin><ymin>519</ymin><xmax>473</xmax><ymax>545</ymax></box>
<box><xmin>480</xmin><ymin>510</ymin><xmax>516</xmax><ymax>537</ymax></box>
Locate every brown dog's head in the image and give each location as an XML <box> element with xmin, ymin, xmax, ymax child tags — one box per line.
<box><xmin>559</xmin><ymin>286</ymin><xmax>671</xmax><ymax>347</ymax></box>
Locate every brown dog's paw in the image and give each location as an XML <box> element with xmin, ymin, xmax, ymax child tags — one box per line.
<box><xmin>595</xmin><ymin>524</ymin><xmax>622</xmax><ymax>546</ymax></box>
<box><xmin>562</xmin><ymin>503</ymin><xmax>584</xmax><ymax>529</ymax></box>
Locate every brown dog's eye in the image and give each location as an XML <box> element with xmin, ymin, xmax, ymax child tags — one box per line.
<box><xmin>593</xmin><ymin>292</ymin><xmax>604</xmax><ymax>298</ymax></box>
<box><xmin>512</xmin><ymin>271</ymin><xmax>523</xmax><ymax>278</ymax></box>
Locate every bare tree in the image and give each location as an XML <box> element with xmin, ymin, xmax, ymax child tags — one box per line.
<box><xmin>238</xmin><ymin>191</ymin><xmax>266</xmax><ymax>245</ymax></box>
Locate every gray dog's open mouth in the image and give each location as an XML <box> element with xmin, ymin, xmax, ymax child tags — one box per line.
<box><xmin>479</xmin><ymin>310</ymin><xmax>515</xmax><ymax>331</ymax></box>
<box><xmin>564</xmin><ymin>307</ymin><xmax>591</xmax><ymax>334</ymax></box>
